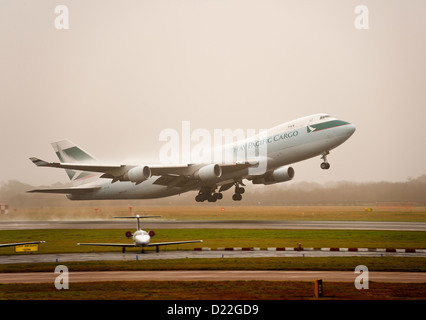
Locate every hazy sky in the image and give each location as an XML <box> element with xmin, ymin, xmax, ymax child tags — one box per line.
<box><xmin>1</xmin><ymin>0</ymin><xmax>425</xmax><ymax>187</ymax></box>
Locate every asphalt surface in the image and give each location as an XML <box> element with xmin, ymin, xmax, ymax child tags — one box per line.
<box><xmin>1</xmin><ymin>247</ymin><xmax>425</xmax><ymax>265</ymax></box>
<box><xmin>0</xmin><ymin>270</ymin><xmax>425</xmax><ymax>284</ymax></box>
<box><xmin>1</xmin><ymin>220</ymin><xmax>425</xmax><ymax>231</ymax></box>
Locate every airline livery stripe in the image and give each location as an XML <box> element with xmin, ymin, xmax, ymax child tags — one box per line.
<box><xmin>311</xmin><ymin>120</ymin><xmax>350</xmax><ymax>132</ymax></box>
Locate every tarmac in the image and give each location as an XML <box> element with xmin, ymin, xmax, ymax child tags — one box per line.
<box><xmin>1</xmin><ymin>220</ymin><xmax>425</xmax><ymax>231</ymax></box>
<box><xmin>1</xmin><ymin>246</ymin><xmax>425</xmax><ymax>265</ymax></box>
<box><xmin>0</xmin><ymin>270</ymin><xmax>425</xmax><ymax>284</ymax></box>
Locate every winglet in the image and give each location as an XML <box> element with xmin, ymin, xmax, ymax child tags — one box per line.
<box><xmin>29</xmin><ymin>157</ymin><xmax>52</xmax><ymax>167</ymax></box>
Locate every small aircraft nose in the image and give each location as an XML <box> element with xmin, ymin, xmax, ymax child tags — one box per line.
<box><xmin>134</xmin><ymin>234</ymin><xmax>150</xmax><ymax>246</ymax></box>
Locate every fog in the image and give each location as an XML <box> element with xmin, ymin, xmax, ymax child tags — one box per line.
<box><xmin>1</xmin><ymin>1</ymin><xmax>426</xmax><ymax>188</ymax></box>
<box><xmin>2</xmin><ymin>175</ymin><xmax>426</xmax><ymax>207</ymax></box>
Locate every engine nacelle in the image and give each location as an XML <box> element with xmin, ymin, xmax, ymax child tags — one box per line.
<box><xmin>252</xmin><ymin>166</ymin><xmax>295</xmax><ymax>185</ymax></box>
<box><xmin>194</xmin><ymin>164</ymin><xmax>222</xmax><ymax>183</ymax></box>
<box><xmin>125</xmin><ymin>165</ymin><xmax>151</xmax><ymax>183</ymax></box>
<box><xmin>148</xmin><ymin>230</ymin><xmax>155</xmax><ymax>237</ymax></box>
<box><xmin>125</xmin><ymin>231</ymin><xmax>133</xmax><ymax>238</ymax></box>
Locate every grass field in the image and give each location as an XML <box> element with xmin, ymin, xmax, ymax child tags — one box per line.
<box><xmin>0</xmin><ymin>229</ymin><xmax>425</xmax><ymax>255</ymax></box>
<box><xmin>1</xmin><ymin>281</ymin><xmax>425</xmax><ymax>300</ymax></box>
<box><xmin>1</xmin><ymin>257</ymin><xmax>425</xmax><ymax>273</ymax></box>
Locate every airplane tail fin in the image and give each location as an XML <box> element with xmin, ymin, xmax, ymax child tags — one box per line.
<box><xmin>51</xmin><ymin>140</ymin><xmax>100</xmax><ymax>186</ymax></box>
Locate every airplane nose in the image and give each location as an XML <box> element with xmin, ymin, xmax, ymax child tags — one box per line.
<box><xmin>346</xmin><ymin>123</ymin><xmax>356</xmax><ymax>136</ymax></box>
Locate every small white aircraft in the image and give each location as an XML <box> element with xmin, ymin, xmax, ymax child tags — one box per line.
<box><xmin>0</xmin><ymin>241</ymin><xmax>45</xmax><ymax>248</ymax></box>
<box><xmin>28</xmin><ymin>113</ymin><xmax>355</xmax><ymax>202</ymax></box>
<box><xmin>77</xmin><ymin>215</ymin><xmax>202</xmax><ymax>253</ymax></box>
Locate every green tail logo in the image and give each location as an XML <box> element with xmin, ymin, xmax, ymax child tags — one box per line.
<box><xmin>307</xmin><ymin>125</ymin><xmax>317</xmax><ymax>133</ymax></box>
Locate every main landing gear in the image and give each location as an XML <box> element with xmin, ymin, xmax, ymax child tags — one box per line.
<box><xmin>194</xmin><ymin>182</ymin><xmax>245</xmax><ymax>202</ymax></box>
<box><xmin>232</xmin><ymin>182</ymin><xmax>245</xmax><ymax>201</ymax></box>
<box><xmin>320</xmin><ymin>151</ymin><xmax>331</xmax><ymax>170</ymax></box>
<box><xmin>195</xmin><ymin>187</ymin><xmax>223</xmax><ymax>202</ymax></box>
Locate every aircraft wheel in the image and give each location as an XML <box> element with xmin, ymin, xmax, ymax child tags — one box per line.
<box><xmin>320</xmin><ymin>162</ymin><xmax>330</xmax><ymax>170</ymax></box>
<box><xmin>215</xmin><ymin>193</ymin><xmax>223</xmax><ymax>200</ymax></box>
<box><xmin>232</xmin><ymin>194</ymin><xmax>242</xmax><ymax>201</ymax></box>
<box><xmin>195</xmin><ymin>194</ymin><xmax>205</xmax><ymax>202</ymax></box>
<box><xmin>236</xmin><ymin>187</ymin><xmax>245</xmax><ymax>194</ymax></box>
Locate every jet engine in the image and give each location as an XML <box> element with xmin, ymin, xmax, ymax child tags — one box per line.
<box><xmin>125</xmin><ymin>231</ymin><xmax>133</xmax><ymax>238</ymax></box>
<box><xmin>124</xmin><ymin>166</ymin><xmax>152</xmax><ymax>184</ymax></box>
<box><xmin>148</xmin><ymin>230</ymin><xmax>155</xmax><ymax>237</ymax></box>
<box><xmin>194</xmin><ymin>164</ymin><xmax>222</xmax><ymax>183</ymax></box>
<box><xmin>252</xmin><ymin>166</ymin><xmax>295</xmax><ymax>185</ymax></box>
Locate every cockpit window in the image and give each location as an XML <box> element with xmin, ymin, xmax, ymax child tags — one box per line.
<box><xmin>320</xmin><ymin>115</ymin><xmax>330</xmax><ymax>120</ymax></box>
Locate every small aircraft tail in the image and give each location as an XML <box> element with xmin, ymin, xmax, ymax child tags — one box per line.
<box><xmin>114</xmin><ymin>215</ymin><xmax>162</xmax><ymax>231</ymax></box>
<box><xmin>51</xmin><ymin>140</ymin><xmax>100</xmax><ymax>186</ymax></box>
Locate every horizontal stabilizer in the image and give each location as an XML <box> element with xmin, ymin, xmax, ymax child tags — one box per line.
<box><xmin>29</xmin><ymin>157</ymin><xmax>51</xmax><ymax>167</ymax></box>
<box><xmin>114</xmin><ymin>215</ymin><xmax>162</xmax><ymax>219</ymax></box>
<box><xmin>27</xmin><ymin>187</ymin><xmax>100</xmax><ymax>195</ymax></box>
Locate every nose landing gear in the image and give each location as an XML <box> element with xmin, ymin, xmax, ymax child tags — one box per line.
<box><xmin>320</xmin><ymin>151</ymin><xmax>331</xmax><ymax>170</ymax></box>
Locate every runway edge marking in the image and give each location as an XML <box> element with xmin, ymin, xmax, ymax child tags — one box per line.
<box><xmin>194</xmin><ymin>247</ymin><xmax>426</xmax><ymax>253</ymax></box>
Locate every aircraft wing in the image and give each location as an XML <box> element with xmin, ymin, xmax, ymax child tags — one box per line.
<box><xmin>147</xmin><ymin>240</ymin><xmax>203</xmax><ymax>247</ymax></box>
<box><xmin>30</xmin><ymin>157</ymin><xmax>258</xmax><ymax>183</ymax></box>
<box><xmin>30</xmin><ymin>157</ymin><xmax>197</xmax><ymax>178</ymax></box>
<box><xmin>77</xmin><ymin>240</ymin><xmax>202</xmax><ymax>248</ymax></box>
<box><xmin>0</xmin><ymin>241</ymin><xmax>45</xmax><ymax>248</ymax></box>
<box><xmin>77</xmin><ymin>243</ymin><xmax>137</xmax><ymax>247</ymax></box>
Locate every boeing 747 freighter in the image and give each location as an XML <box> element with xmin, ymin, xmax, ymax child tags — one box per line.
<box><xmin>29</xmin><ymin>114</ymin><xmax>355</xmax><ymax>202</ymax></box>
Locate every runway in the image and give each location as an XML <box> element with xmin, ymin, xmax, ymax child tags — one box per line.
<box><xmin>1</xmin><ymin>247</ymin><xmax>425</xmax><ymax>265</ymax></box>
<box><xmin>0</xmin><ymin>270</ymin><xmax>424</xmax><ymax>284</ymax></box>
<box><xmin>1</xmin><ymin>220</ymin><xmax>425</xmax><ymax>231</ymax></box>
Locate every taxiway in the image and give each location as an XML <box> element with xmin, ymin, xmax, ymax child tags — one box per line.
<box><xmin>0</xmin><ymin>220</ymin><xmax>425</xmax><ymax>231</ymax></box>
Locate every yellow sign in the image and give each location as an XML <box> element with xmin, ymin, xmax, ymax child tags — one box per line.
<box><xmin>15</xmin><ymin>244</ymin><xmax>39</xmax><ymax>253</ymax></box>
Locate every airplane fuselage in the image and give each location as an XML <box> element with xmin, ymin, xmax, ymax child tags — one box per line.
<box><xmin>133</xmin><ymin>230</ymin><xmax>151</xmax><ymax>247</ymax></box>
<box><xmin>66</xmin><ymin>114</ymin><xmax>355</xmax><ymax>201</ymax></box>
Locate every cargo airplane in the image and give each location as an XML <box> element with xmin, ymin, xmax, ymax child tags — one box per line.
<box><xmin>28</xmin><ymin>113</ymin><xmax>355</xmax><ymax>202</ymax></box>
<box><xmin>78</xmin><ymin>215</ymin><xmax>202</xmax><ymax>253</ymax></box>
